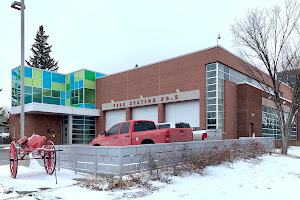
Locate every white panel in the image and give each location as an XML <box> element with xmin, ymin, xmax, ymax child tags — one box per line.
<box><xmin>105</xmin><ymin>109</ymin><xmax>126</xmax><ymax>130</ymax></box>
<box><xmin>165</xmin><ymin>100</ymin><xmax>199</xmax><ymax>128</ymax></box>
<box><xmin>132</xmin><ymin>105</ymin><xmax>158</xmax><ymax>124</ymax></box>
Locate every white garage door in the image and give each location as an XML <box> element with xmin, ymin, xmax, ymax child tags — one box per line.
<box><xmin>165</xmin><ymin>100</ymin><xmax>199</xmax><ymax>128</ymax></box>
<box><xmin>105</xmin><ymin>109</ymin><xmax>126</xmax><ymax>130</ymax></box>
<box><xmin>132</xmin><ymin>105</ymin><xmax>158</xmax><ymax>124</ymax></box>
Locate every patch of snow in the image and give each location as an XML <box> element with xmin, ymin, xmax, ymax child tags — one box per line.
<box><xmin>0</xmin><ymin>147</ymin><xmax>300</xmax><ymax>199</ymax></box>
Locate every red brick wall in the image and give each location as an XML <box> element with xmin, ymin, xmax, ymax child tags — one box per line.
<box><xmin>95</xmin><ymin>46</ymin><xmax>291</xmax><ymax>137</ymax></box>
<box><xmin>126</xmin><ymin>107</ymin><xmax>132</xmax><ymax>121</ymax></box>
<box><xmin>237</xmin><ymin>84</ymin><xmax>262</xmax><ymax>138</ymax></box>
<box><xmin>158</xmin><ymin>103</ymin><xmax>165</xmax><ymax>123</ymax></box>
<box><xmin>9</xmin><ymin>113</ymin><xmax>62</xmax><ymax>145</ymax></box>
<box><xmin>223</xmin><ymin>80</ymin><xmax>237</xmax><ymax>139</ymax></box>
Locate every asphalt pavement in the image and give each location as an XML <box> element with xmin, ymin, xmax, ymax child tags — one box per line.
<box><xmin>0</xmin><ymin>145</ymin><xmax>9</xmax><ymax>165</ymax></box>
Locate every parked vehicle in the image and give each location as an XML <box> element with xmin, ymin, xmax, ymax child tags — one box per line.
<box><xmin>90</xmin><ymin>120</ymin><xmax>193</xmax><ymax>146</ymax></box>
<box><xmin>157</xmin><ymin>122</ymin><xmax>222</xmax><ymax>141</ymax></box>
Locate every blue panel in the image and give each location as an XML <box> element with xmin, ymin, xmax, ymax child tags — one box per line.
<box><xmin>52</xmin><ymin>73</ymin><xmax>60</xmax><ymax>83</ymax></box>
<box><xmin>96</xmin><ymin>73</ymin><xmax>105</xmax><ymax>78</ymax></box>
<box><xmin>84</xmin><ymin>104</ymin><xmax>95</xmax><ymax>109</ymax></box>
<box><xmin>66</xmin><ymin>91</ymin><xmax>70</xmax><ymax>98</ymax></box>
<box><xmin>43</xmin><ymin>71</ymin><xmax>51</xmax><ymax>89</ymax></box>
<box><xmin>79</xmin><ymin>103</ymin><xmax>84</xmax><ymax>108</ymax></box>
<box><xmin>25</xmin><ymin>67</ymin><xmax>32</xmax><ymax>78</ymax></box>
<box><xmin>79</xmin><ymin>80</ymin><xmax>83</xmax><ymax>88</ymax></box>
<box><xmin>60</xmin><ymin>74</ymin><xmax>65</xmax><ymax>84</ymax></box>
<box><xmin>75</xmin><ymin>81</ymin><xmax>78</xmax><ymax>89</ymax></box>
<box><xmin>61</xmin><ymin>99</ymin><xmax>65</xmax><ymax>106</ymax></box>
<box><xmin>70</xmin><ymin>73</ymin><xmax>74</xmax><ymax>90</ymax></box>
<box><xmin>12</xmin><ymin>70</ymin><xmax>18</xmax><ymax>80</ymax></box>
<box><xmin>61</xmin><ymin>91</ymin><xmax>65</xmax><ymax>98</ymax></box>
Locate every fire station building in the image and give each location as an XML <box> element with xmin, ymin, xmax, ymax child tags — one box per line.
<box><xmin>9</xmin><ymin>46</ymin><xmax>300</xmax><ymax>144</ymax></box>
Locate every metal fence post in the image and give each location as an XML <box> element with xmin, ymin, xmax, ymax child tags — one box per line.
<box><xmin>118</xmin><ymin>147</ymin><xmax>123</xmax><ymax>177</ymax></box>
<box><xmin>57</xmin><ymin>146</ymin><xmax>61</xmax><ymax>171</ymax></box>
<box><xmin>94</xmin><ymin>147</ymin><xmax>97</xmax><ymax>176</ymax></box>
<box><xmin>74</xmin><ymin>147</ymin><xmax>78</xmax><ymax>174</ymax></box>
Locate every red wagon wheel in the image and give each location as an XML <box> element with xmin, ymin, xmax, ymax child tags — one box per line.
<box><xmin>9</xmin><ymin>141</ymin><xmax>18</xmax><ymax>178</ymax></box>
<box><xmin>43</xmin><ymin>141</ymin><xmax>56</xmax><ymax>175</ymax></box>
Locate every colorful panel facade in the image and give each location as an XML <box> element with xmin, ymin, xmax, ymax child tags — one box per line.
<box><xmin>11</xmin><ymin>66</ymin><xmax>105</xmax><ymax>109</ymax></box>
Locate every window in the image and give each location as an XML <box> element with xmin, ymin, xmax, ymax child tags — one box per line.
<box><xmin>262</xmin><ymin>106</ymin><xmax>297</xmax><ymax>140</ymax></box>
<box><xmin>134</xmin><ymin>121</ymin><xmax>156</xmax><ymax>132</ymax></box>
<box><xmin>157</xmin><ymin>124</ymin><xmax>170</xmax><ymax>129</ymax></box>
<box><xmin>107</xmin><ymin>124</ymin><xmax>121</xmax><ymax>135</ymax></box>
<box><xmin>120</xmin><ymin>122</ymin><xmax>130</xmax><ymax>134</ymax></box>
<box><xmin>175</xmin><ymin>123</ymin><xmax>190</xmax><ymax>128</ymax></box>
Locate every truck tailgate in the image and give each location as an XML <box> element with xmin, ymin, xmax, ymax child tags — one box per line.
<box><xmin>166</xmin><ymin>128</ymin><xmax>193</xmax><ymax>142</ymax></box>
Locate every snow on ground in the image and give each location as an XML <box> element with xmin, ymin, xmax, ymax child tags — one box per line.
<box><xmin>1</xmin><ymin>147</ymin><xmax>300</xmax><ymax>200</ymax></box>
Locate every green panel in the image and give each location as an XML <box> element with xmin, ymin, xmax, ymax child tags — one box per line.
<box><xmin>66</xmin><ymin>74</ymin><xmax>70</xmax><ymax>84</ymax></box>
<box><xmin>60</xmin><ymin>84</ymin><xmax>65</xmax><ymax>91</ymax></box>
<box><xmin>66</xmin><ymin>84</ymin><xmax>70</xmax><ymax>91</ymax></box>
<box><xmin>52</xmin><ymin>98</ymin><xmax>60</xmax><ymax>105</ymax></box>
<box><xmin>85</xmin><ymin>70</ymin><xmax>95</xmax><ymax>81</ymax></box>
<box><xmin>79</xmin><ymin>88</ymin><xmax>83</xmax><ymax>103</ymax></box>
<box><xmin>52</xmin><ymin>82</ymin><xmax>61</xmax><ymax>90</ymax></box>
<box><xmin>25</xmin><ymin>94</ymin><xmax>32</xmax><ymax>104</ymax></box>
<box><xmin>33</xmin><ymin>69</ymin><xmax>42</xmax><ymax>80</ymax></box>
<box><xmin>24</xmin><ymin>86</ymin><xmax>32</xmax><ymax>94</ymax></box>
<box><xmin>43</xmin><ymin>96</ymin><xmax>51</xmax><ymax>104</ymax></box>
<box><xmin>24</xmin><ymin>78</ymin><xmax>32</xmax><ymax>86</ymax></box>
<box><xmin>85</xmin><ymin>89</ymin><xmax>95</xmax><ymax>104</ymax></box>
<box><xmin>84</xmin><ymin>80</ymin><xmax>95</xmax><ymax>89</ymax></box>
<box><xmin>32</xmin><ymin>79</ymin><xmax>42</xmax><ymax>88</ymax></box>
<box><xmin>74</xmin><ymin>104</ymin><xmax>79</xmax><ymax>108</ymax></box>
<box><xmin>12</xmin><ymin>80</ymin><xmax>15</xmax><ymax>88</ymax></box>
<box><xmin>33</xmin><ymin>87</ymin><xmax>42</xmax><ymax>102</ymax></box>
<box><xmin>66</xmin><ymin>99</ymin><xmax>70</xmax><ymax>106</ymax></box>
<box><xmin>52</xmin><ymin>90</ymin><xmax>60</xmax><ymax>98</ymax></box>
<box><xmin>78</xmin><ymin>70</ymin><xmax>84</xmax><ymax>81</ymax></box>
<box><xmin>75</xmin><ymin>70</ymin><xmax>84</xmax><ymax>82</ymax></box>
<box><xmin>71</xmin><ymin>97</ymin><xmax>78</xmax><ymax>105</ymax></box>
<box><xmin>43</xmin><ymin>89</ymin><xmax>51</xmax><ymax>96</ymax></box>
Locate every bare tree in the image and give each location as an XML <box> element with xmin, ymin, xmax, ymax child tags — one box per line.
<box><xmin>231</xmin><ymin>0</ymin><xmax>300</xmax><ymax>154</ymax></box>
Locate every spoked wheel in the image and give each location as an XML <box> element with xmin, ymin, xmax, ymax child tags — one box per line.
<box><xmin>43</xmin><ymin>141</ymin><xmax>56</xmax><ymax>175</ymax></box>
<box><xmin>9</xmin><ymin>141</ymin><xmax>18</xmax><ymax>178</ymax></box>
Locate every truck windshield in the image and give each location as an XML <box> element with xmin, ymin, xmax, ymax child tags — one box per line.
<box><xmin>175</xmin><ymin>123</ymin><xmax>190</xmax><ymax>128</ymax></box>
<box><xmin>134</xmin><ymin>121</ymin><xmax>156</xmax><ymax>132</ymax></box>
<box><xmin>157</xmin><ymin>124</ymin><xmax>170</xmax><ymax>129</ymax></box>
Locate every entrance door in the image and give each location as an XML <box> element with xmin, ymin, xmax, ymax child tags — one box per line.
<box><xmin>62</xmin><ymin>125</ymin><xmax>68</xmax><ymax>144</ymax></box>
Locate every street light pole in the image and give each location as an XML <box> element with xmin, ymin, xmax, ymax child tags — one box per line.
<box><xmin>11</xmin><ymin>0</ymin><xmax>25</xmax><ymax>139</ymax></box>
<box><xmin>20</xmin><ymin>0</ymin><xmax>25</xmax><ymax>139</ymax></box>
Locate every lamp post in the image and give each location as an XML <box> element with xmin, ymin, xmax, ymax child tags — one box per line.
<box><xmin>11</xmin><ymin>0</ymin><xmax>25</xmax><ymax>139</ymax></box>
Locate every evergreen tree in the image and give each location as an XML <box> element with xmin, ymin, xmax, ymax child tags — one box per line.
<box><xmin>26</xmin><ymin>25</ymin><xmax>59</xmax><ymax>72</ymax></box>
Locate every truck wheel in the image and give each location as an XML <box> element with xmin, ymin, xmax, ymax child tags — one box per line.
<box><xmin>141</xmin><ymin>139</ymin><xmax>155</xmax><ymax>144</ymax></box>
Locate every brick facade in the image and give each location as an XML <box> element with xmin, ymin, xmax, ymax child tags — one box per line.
<box><xmin>9</xmin><ymin>113</ymin><xmax>62</xmax><ymax>145</ymax></box>
<box><xmin>237</xmin><ymin>84</ymin><xmax>263</xmax><ymax>138</ymax></box>
<box><xmin>223</xmin><ymin>80</ymin><xmax>237</xmax><ymax>139</ymax></box>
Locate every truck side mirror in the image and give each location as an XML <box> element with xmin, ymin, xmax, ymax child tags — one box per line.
<box><xmin>103</xmin><ymin>131</ymin><xmax>107</xmax><ymax>136</ymax></box>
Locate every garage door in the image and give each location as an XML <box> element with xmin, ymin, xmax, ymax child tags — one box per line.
<box><xmin>132</xmin><ymin>105</ymin><xmax>158</xmax><ymax>124</ymax></box>
<box><xmin>165</xmin><ymin>100</ymin><xmax>199</xmax><ymax>128</ymax></box>
<box><xmin>105</xmin><ymin>109</ymin><xmax>126</xmax><ymax>130</ymax></box>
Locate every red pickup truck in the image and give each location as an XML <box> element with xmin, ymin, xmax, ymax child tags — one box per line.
<box><xmin>90</xmin><ymin>120</ymin><xmax>193</xmax><ymax>146</ymax></box>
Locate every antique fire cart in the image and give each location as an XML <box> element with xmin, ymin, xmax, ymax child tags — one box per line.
<box><xmin>9</xmin><ymin>134</ymin><xmax>58</xmax><ymax>178</ymax></box>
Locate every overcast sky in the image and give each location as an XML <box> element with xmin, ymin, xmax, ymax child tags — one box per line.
<box><xmin>0</xmin><ymin>0</ymin><xmax>282</xmax><ymax>109</ymax></box>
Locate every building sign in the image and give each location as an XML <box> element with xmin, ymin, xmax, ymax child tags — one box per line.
<box><xmin>102</xmin><ymin>90</ymin><xmax>200</xmax><ymax>111</ymax></box>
